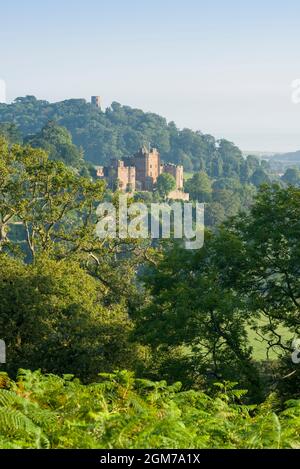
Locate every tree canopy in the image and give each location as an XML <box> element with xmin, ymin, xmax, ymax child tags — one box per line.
<box><xmin>156</xmin><ymin>173</ymin><xmax>176</xmax><ymax>198</ymax></box>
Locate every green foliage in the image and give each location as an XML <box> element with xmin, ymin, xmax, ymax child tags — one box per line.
<box><xmin>0</xmin><ymin>137</ymin><xmax>106</xmax><ymax>257</ymax></box>
<box><xmin>185</xmin><ymin>173</ymin><xmax>258</xmax><ymax>227</ymax></box>
<box><xmin>0</xmin><ymin>123</ymin><xmax>21</xmax><ymax>144</ymax></box>
<box><xmin>1</xmin><ymin>127</ymin><xmax>300</xmax><ymax>445</ymax></box>
<box><xmin>134</xmin><ymin>242</ymin><xmax>262</xmax><ymax>397</ymax></box>
<box><xmin>25</xmin><ymin>121</ymin><xmax>84</xmax><ymax>169</ymax></box>
<box><xmin>250</xmin><ymin>168</ymin><xmax>271</xmax><ymax>187</ymax></box>
<box><xmin>0</xmin><ymin>369</ymin><xmax>300</xmax><ymax>449</ymax></box>
<box><xmin>0</xmin><ymin>255</ymin><xmax>141</xmax><ymax>380</ymax></box>
<box><xmin>185</xmin><ymin>171</ymin><xmax>212</xmax><ymax>202</ymax></box>
<box><xmin>0</xmin><ymin>137</ymin><xmax>153</xmax><ymax>382</ymax></box>
<box><xmin>134</xmin><ymin>184</ymin><xmax>300</xmax><ymax>398</ymax></box>
<box><xmin>204</xmin><ymin>202</ymin><xmax>226</xmax><ymax>226</ymax></box>
<box><xmin>212</xmin><ymin>185</ymin><xmax>300</xmax><ymax>348</ymax></box>
<box><xmin>281</xmin><ymin>167</ymin><xmax>300</xmax><ymax>186</ymax></box>
<box><xmin>156</xmin><ymin>173</ymin><xmax>176</xmax><ymax>198</ymax></box>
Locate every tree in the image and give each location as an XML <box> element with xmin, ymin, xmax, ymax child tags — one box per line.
<box><xmin>0</xmin><ymin>123</ymin><xmax>21</xmax><ymax>144</ymax></box>
<box><xmin>212</xmin><ymin>189</ymin><xmax>241</xmax><ymax>218</ymax></box>
<box><xmin>185</xmin><ymin>171</ymin><xmax>212</xmax><ymax>202</ymax></box>
<box><xmin>261</xmin><ymin>159</ymin><xmax>271</xmax><ymax>172</ymax></box>
<box><xmin>0</xmin><ymin>137</ymin><xmax>152</xmax><ymax>309</ymax></box>
<box><xmin>212</xmin><ymin>177</ymin><xmax>241</xmax><ymax>191</ymax></box>
<box><xmin>239</xmin><ymin>160</ymin><xmax>251</xmax><ymax>184</ymax></box>
<box><xmin>246</xmin><ymin>155</ymin><xmax>260</xmax><ymax>172</ymax></box>
<box><xmin>25</xmin><ymin>121</ymin><xmax>84</xmax><ymax>168</ymax></box>
<box><xmin>173</xmin><ymin>149</ymin><xmax>194</xmax><ymax>172</ymax></box>
<box><xmin>210</xmin><ymin>156</ymin><xmax>223</xmax><ymax>178</ymax></box>
<box><xmin>134</xmin><ymin>243</ymin><xmax>261</xmax><ymax>395</ymax></box>
<box><xmin>0</xmin><ymin>138</ymin><xmax>105</xmax><ymax>258</ymax></box>
<box><xmin>238</xmin><ymin>183</ymin><xmax>257</xmax><ymax>211</ymax></box>
<box><xmin>210</xmin><ymin>185</ymin><xmax>300</xmax><ymax>360</ymax></box>
<box><xmin>250</xmin><ymin>168</ymin><xmax>270</xmax><ymax>187</ymax></box>
<box><xmin>0</xmin><ymin>255</ymin><xmax>142</xmax><ymax>381</ymax></box>
<box><xmin>156</xmin><ymin>173</ymin><xmax>176</xmax><ymax>198</ymax></box>
<box><xmin>217</xmin><ymin>139</ymin><xmax>243</xmax><ymax>178</ymax></box>
<box><xmin>0</xmin><ymin>138</ymin><xmax>156</xmax><ymax>381</ymax></box>
<box><xmin>205</xmin><ymin>202</ymin><xmax>225</xmax><ymax>227</ymax></box>
<box><xmin>282</xmin><ymin>167</ymin><xmax>300</xmax><ymax>186</ymax></box>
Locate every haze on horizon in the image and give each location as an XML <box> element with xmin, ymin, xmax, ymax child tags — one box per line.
<box><xmin>1</xmin><ymin>0</ymin><xmax>300</xmax><ymax>153</ymax></box>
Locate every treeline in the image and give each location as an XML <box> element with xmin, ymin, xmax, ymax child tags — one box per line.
<box><xmin>0</xmin><ymin>96</ymin><xmax>270</xmax><ymax>181</ymax></box>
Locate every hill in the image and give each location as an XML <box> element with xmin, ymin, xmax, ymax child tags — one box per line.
<box><xmin>270</xmin><ymin>150</ymin><xmax>300</xmax><ymax>163</ymax></box>
<box><xmin>0</xmin><ymin>95</ymin><xmax>250</xmax><ymax>181</ymax></box>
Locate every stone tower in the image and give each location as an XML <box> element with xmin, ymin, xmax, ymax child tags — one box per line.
<box><xmin>91</xmin><ymin>96</ymin><xmax>101</xmax><ymax>109</ymax></box>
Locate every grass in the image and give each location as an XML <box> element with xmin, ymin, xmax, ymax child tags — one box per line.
<box><xmin>181</xmin><ymin>318</ymin><xmax>291</xmax><ymax>364</ymax></box>
<box><xmin>184</xmin><ymin>172</ymin><xmax>194</xmax><ymax>181</ymax></box>
<box><xmin>247</xmin><ymin>319</ymin><xmax>292</xmax><ymax>361</ymax></box>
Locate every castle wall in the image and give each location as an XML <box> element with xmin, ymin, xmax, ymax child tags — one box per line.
<box><xmin>115</xmin><ymin>161</ymin><xmax>135</xmax><ymax>192</ymax></box>
<box><xmin>168</xmin><ymin>189</ymin><xmax>190</xmax><ymax>201</ymax></box>
<box><xmin>103</xmin><ymin>160</ymin><xmax>136</xmax><ymax>192</ymax></box>
<box><xmin>163</xmin><ymin>163</ymin><xmax>184</xmax><ymax>190</ymax></box>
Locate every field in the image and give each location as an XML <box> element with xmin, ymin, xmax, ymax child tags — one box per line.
<box><xmin>184</xmin><ymin>172</ymin><xmax>194</xmax><ymax>181</ymax></box>
<box><xmin>248</xmin><ymin>320</ymin><xmax>292</xmax><ymax>360</ymax></box>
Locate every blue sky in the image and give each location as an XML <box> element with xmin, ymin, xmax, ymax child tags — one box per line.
<box><xmin>1</xmin><ymin>0</ymin><xmax>300</xmax><ymax>152</ymax></box>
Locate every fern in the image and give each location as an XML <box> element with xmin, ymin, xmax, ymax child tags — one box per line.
<box><xmin>0</xmin><ymin>369</ymin><xmax>299</xmax><ymax>449</ymax></box>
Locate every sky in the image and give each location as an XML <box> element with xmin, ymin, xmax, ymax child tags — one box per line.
<box><xmin>0</xmin><ymin>0</ymin><xmax>300</xmax><ymax>152</ymax></box>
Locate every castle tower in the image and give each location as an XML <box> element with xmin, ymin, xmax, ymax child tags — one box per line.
<box><xmin>127</xmin><ymin>146</ymin><xmax>161</xmax><ymax>191</ymax></box>
<box><xmin>91</xmin><ymin>96</ymin><xmax>101</xmax><ymax>109</ymax></box>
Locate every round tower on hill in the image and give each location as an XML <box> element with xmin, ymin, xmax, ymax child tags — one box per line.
<box><xmin>91</xmin><ymin>96</ymin><xmax>101</xmax><ymax>109</ymax></box>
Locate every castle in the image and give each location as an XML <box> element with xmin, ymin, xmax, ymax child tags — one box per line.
<box><xmin>96</xmin><ymin>146</ymin><xmax>189</xmax><ymax>200</ymax></box>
